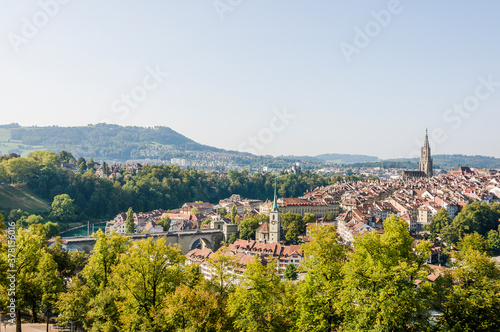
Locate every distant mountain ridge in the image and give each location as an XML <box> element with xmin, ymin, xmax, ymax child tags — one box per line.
<box><xmin>0</xmin><ymin>123</ymin><xmax>498</xmax><ymax>169</ymax></box>
<box><xmin>387</xmin><ymin>154</ymin><xmax>500</xmax><ymax>170</ymax></box>
<box><xmin>2</xmin><ymin>123</ymin><xmax>221</xmax><ymax>161</ymax></box>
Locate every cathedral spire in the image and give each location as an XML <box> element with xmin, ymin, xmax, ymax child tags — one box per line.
<box><xmin>419</xmin><ymin>129</ymin><xmax>433</xmax><ymax>177</ymax></box>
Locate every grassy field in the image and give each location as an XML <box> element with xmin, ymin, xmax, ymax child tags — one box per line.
<box><xmin>0</xmin><ymin>183</ymin><xmax>51</xmax><ymax>213</ymax></box>
<box><xmin>0</xmin><ymin>128</ymin><xmax>44</xmax><ymax>156</ymax></box>
<box><xmin>0</xmin><ymin>128</ymin><xmax>11</xmax><ymax>141</ymax></box>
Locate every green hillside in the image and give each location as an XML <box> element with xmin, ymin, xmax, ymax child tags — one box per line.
<box><xmin>0</xmin><ymin>123</ymin><xmax>220</xmax><ymax>162</ymax></box>
<box><xmin>0</xmin><ymin>183</ymin><xmax>51</xmax><ymax>213</ymax></box>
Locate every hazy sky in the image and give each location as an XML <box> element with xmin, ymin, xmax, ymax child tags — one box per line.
<box><xmin>1</xmin><ymin>1</ymin><xmax>500</xmax><ymax>159</ymax></box>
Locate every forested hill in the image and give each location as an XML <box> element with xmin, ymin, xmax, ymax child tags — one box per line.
<box><xmin>387</xmin><ymin>154</ymin><xmax>500</xmax><ymax>170</ymax></box>
<box><xmin>1</xmin><ymin>123</ymin><xmax>222</xmax><ymax>161</ymax></box>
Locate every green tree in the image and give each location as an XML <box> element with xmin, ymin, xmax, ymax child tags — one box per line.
<box><xmin>78</xmin><ymin>161</ymin><xmax>87</xmax><ymax>174</ymax></box>
<box><xmin>102</xmin><ymin>161</ymin><xmax>110</xmax><ymax>176</ymax></box>
<box><xmin>487</xmin><ymin>227</ymin><xmax>500</xmax><ymax>253</ymax></box>
<box><xmin>219</xmin><ymin>207</ymin><xmax>227</xmax><ymax>216</ymax></box>
<box><xmin>163</xmin><ymin>284</ymin><xmax>232</xmax><ymax>331</ymax></box>
<box><xmin>5</xmin><ymin>157</ymin><xmax>37</xmax><ymax>183</ymax></box>
<box><xmin>87</xmin><ymin>157</ymin><xmax>95</xmax><ymax>170</ymax></box>
<box><xmin>284</xmin><ymin>263</ymin><xmax>297</xmax><ymax>281</ymax></box>
<box><xmin>282</xmin><ymin>212</ymin><xmax>305</xmax><ymax>243</ymax></box>
<box><xmin>441</xmin><ymin>224</ymin><xmax>460</xmax><ymax>247</ymax></box>
<box><xmin>157</xmin><ymin>215</ymin><xmax>171</xmax><ymax>232</ymax></box>
<box><xmin>238</xmin><ymin>214</ymin><xmax>262</xmax><ymax>240</ymax></box>
<box><xmin>8</xmin><ymin>209</ymin><xmax>28</xmax><ymax>223</ymax></box>
<box><xmin>190</xmin><ymin>207</ymin><xmax>200</xmax><ymax>215</ymax></box>
<box><xmin>26</xmin><ymin>214</ymin><xmax>45</xmax><ymax>226</ymax></box>
<box><xmin>282</xmin><ymin>212</ymin><xmax>306</xmax><ymax>234</ymax></box>
<box><xmin>436</xmin><ymin>237</ymin><xmax>500</xmax><ymax>331</ymax></box>
<box><xmin>49</xmin><ymin>194</ymin><xmax>76</xmax><ymax>223</ymax></box>
<box><xmin>56</xmin><ymin>230</ymin><xmax>129</xmax><ymax>331</ymax></box>
<box><xmin>76</xmin><ymin>157</ymin><xmax>86</xmax><ymax>169</ymax></box>
<box><xmin>112</xmin><ymin>238</ymin><xmax>186</xmax><ymax>331</ymax></box>
<box><xmin>231</xmin><ymin>204</ymin><xmax>238</xmax><ymax>224</ymax></box>
<box><xmin>295</xmin><ymin>225</ymin><xmax>347</xmax><ymax>332</ymax></box>
<box><xmin>426</xmin><ymin>208</ymin><xmax>452</xmax><ymax>239</ymax></box>
<box><xmin>303</xmin><ymin>213</ymin><xmax>316</xmax><ymax>225</ymax></box>
<box><xmin>37</xmin><ymin>251</ymin><xmax>64</xmax><ymax>332</ymax></box>
<box><xmin>58</xmin><ymin>150</ymin><xmax>74</xmax><ymax>163</ymax></box>
<box><xmin>206</xmin><ymin>246</ymin><xmax>239</xmax><ymax>297</ymax></box>
<box><xmin>227</xmin><ymin>232</ymin><xmax>238</xmax><ymax>244</ymax></box>
<box><xmin>340</xmin><ymin>216</ymin><xmax>433</xmax><ymax>331</ymax></box>
<box><xmin>2</xmin><ymin>225</ymin><xmax>62</xmax><ymax>330</ymax></box>
<box><xmin>125</xmin><ymin>207</ymin><xmax>135</xmax><ymax>234</ymax></box>
<box><xmin>452</xmin><ymin>201</ymin><xmax>500</xmax><ymax>238</ymax></box>
<box><xmin>285</xmin><ymin>222</ymin><xmax>300</xmax><ymax>243</ymax></box>
<box><xmin>0</xmin><ymin>163</ymin><xmax>9</xmax><ymax>183</ymax></box>
<box><xmin>227</xmin><ymin>257</ymin><xmax>295</xmax><ymax>331</ymax></box>
<box><xmin>47</xmin><ymin>237</ymin><xmax>87</xmax><ymax>286</ymax></box>
<box><xmin>325</xmin><ymin>211</ymin><xmax>335</xmax><ymax>221</ymax></box>
<box><xmin>44</xmin><ymin>221</ymin><xmax>60</xmax><ymax>238</ymax></box>
<box><xmin>458</xmin><ymin>232</ymin><xmax>490</xmax><ymax>255</ymax></box>
<box><xmin>27</xmin><ymin>150</ymin><xmax>60</xmax><ymax>166</ymax></box>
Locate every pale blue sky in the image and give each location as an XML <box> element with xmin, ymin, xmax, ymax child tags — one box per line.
<box><xmin>1</xmin><ymin>1</ymin><xmax>499</xmax><ymax>159</ymax></box>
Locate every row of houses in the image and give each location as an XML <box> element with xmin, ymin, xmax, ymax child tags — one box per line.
<box><xmin>186</xmin><ymin>239</ymin><xmax>304</xmax><ymax>282</ymax></box>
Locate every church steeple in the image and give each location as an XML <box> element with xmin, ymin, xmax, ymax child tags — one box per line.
<box><xmin>419</xmin><ymin>129</ymin><xmax>433</xmax><ymax>177</ymax></box>
<box><xmin>269</xmin><ymin>178</ymin><xmax>281</xmax><ymax>243</ymax></box>
<box><xmin>271</xmin><ymin>180</ymin><xmax>279</xmax><ymax>212</ymax></box>
<box><xmin>423</xmin><ymin>128</ymin><xmax>430</xmax><ymax>149</ymax></box>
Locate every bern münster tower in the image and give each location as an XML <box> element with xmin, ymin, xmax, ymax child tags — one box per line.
<box><xmin>419</xmin><ymin>129</ymin><xmax>433</xmax><ymax>177</ymax></box>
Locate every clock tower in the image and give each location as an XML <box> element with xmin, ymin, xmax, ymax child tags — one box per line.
<box><xmin>269</xmin><ymin>183</ymin><xmax>281</xmax><ymax>243</ymax></box>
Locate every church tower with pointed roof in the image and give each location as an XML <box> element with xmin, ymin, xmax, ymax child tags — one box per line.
<box><xmin>269</xmin><ymin>181</ymin><xmax>281</xmax><ymax>243</ymax></box>
<box><xmin>419</xmin><ymin>129</ymin><xmax>433</xmax><ymax>177</ymax></box>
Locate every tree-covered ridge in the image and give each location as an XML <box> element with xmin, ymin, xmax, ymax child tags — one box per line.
<box><xmin>1</xmin><ymin>124</ymin><xmax>327</xmax><ymax>168</ymax></box>
<box><xmin>3</xmin><ymin>124</ymin><xmax>499</xmax><ymax>169</ymax></box>
<box><xmin>0</xmin><ymin>151</ymin><xmax>336</xmax><ymax>222</ymax></box>
<box><xmin>388</xmin><ymin>154</ymin><xmax>500</xmax><ymax>170</ymax></box>
<box><xmin>9</xmin><ymin>124</ymin><xmax>220</xmax><ymax>161</ymax></box>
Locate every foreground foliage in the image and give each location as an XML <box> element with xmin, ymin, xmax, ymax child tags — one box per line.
<box><xmin>1</xmin><ymin>215</ymin><xmax>500</xmax><ymax>331</ymax></box>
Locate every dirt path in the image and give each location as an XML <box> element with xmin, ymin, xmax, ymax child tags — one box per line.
<box><xmin>4</xmin><ymin>323</ymin><xmax>59</xmax><ymax>332</ymax></box>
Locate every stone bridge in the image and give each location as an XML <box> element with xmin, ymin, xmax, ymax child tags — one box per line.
<box><xmin>61</xmin><ymin>230</ymin><xmax>225</xmax><ymax>255</ymax></box>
